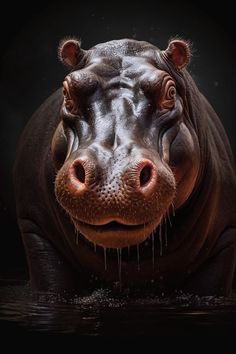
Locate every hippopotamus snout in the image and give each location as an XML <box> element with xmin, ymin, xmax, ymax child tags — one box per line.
<box><xmin>55</xmin><ymin>143</ymin><xmax>175</xmax><ymax>248</ymax></box>
<box><xmin>70</xmin><ymin>157</ymin><xmax>157</xmax><ymax>197</ymax></box>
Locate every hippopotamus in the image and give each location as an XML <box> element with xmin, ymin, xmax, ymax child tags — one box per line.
<box><xmin>14</xmin><ymin>38</ymin><xmax>236</xmax><ymax>296</ymax></box>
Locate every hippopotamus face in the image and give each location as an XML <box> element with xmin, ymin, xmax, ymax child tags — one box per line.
<box><xmin>52</xmin><ymin>38</ymin><xmax>200</xmax><ymax>249</ymax></box>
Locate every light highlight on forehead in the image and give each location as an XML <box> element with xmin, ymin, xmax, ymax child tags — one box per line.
<box><xmin>85</xmin><ymin>55</ymin><xmax>167</xmax><ymax>92</ymax></box>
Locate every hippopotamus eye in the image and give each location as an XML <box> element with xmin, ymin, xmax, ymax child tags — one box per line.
<box><xmin>166</xmin><ymin>84</ymin><xmax>176</xmax><ymax>100</ymax></box>
<box><xmin>160</xmin><ymin>78</ymin><xmax>176</xmax><ymax>110</ymax></box>
<box><xmin>62</xmin><ymin>81</ymin><xmax>79</xmax><ymax>114</ymax></box>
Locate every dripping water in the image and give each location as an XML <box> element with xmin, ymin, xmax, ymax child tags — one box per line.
<box><xmin>117</xmin><ymin>248</ymin><xmax>119</xmax><ymax>268</ymax></box>
<box><xmin>167</xmin><ymin>210</ymin><xmax>172</xmax><ymax>228</ymax></box>
<box><xmin>137</xmin><ymin>244</ymin><xmax>140</xmax><ymax>271</ymax></box>
<box><xmin>164</xmin><ymin>216</ymin><xmax>168</xmax><ymax>248</ymax></box>
<box><xmin>117</xmin><ymin>248</ymin><xmax>122</xmax><ymax>289</ymax></box>
<box><xmin>72</xmin><ymin>219</ymin><xmax>78</xmax><ymax>245</ymax></box>
<box><xmin>159</xmin><ymin>221</ymin><xmax>163</xmax><ymax>256</ymax></box>
<box><xmin>171</xmin><ymin>202</ymin><xmax>175</xmax><ymax>216</ymax></box>
<box><xmin>151</xmin><ymin>231</ymin><xmax>155</xmax><ymax>270</ymax></box>
<box><xmin>103</xmin><ymin>247</ymin><xmax>107</xmax><ymax>271</ymax></box>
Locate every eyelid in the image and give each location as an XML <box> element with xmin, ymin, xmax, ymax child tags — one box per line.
<box><xmin>159</xmin><ymin>76</ymin><xmax>176</xmax><ymax>109</ymax></box>
<box><xmin>62</xmin><ymin>80</ymin><xmax>79</xmax><ymax>114</ymax></box>
<box><xmin>165</xmin><ymin>82</ymin><xmax>176</xmax><ymax>99</ymax></box>
<box><xmin>63</xmin><ymin>80</ymin><xmax>72</xmax><ymax>97</ymax></box>
<box><xmin>162</xmin><ymin>76</ymin><xmax>176</xmax><ymax>92</ymax></box>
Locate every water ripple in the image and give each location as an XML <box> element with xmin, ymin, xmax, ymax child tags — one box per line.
<box><xmin>1</xmin><ymin>280</ymin><xmax>236</xmax><ymax>335</ymax></box>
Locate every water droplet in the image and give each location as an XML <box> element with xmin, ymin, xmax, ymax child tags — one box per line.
<box><xmin>117</xmin><ymin>248</ymin><xmax>122</xmax><ymax>289</ymax></box>
<box><xmin>159</xmin><ymin>223</ymin><xmax>163</xmax><ymax>256</ymax></box>
<box><xmin>167</xmin><ymin>211</ymin><xmax>172</xmax><ymax>227</ymax></box>
<box><xmin>164</xmin><ymin>217</ymin><xmax>168</xmax><ymax>248</ymax></box>
<box><xmin>171</xmin><ymin>202</ymin><xmax>175</xmax><ymax>216</ymax></box>
<box><xmin>151</xmin><ymin>232</ymin><xmax>155</xmax><ymax>270</ymax></box>
<box><xmin>103</xmin><ymin>247</ymin><xmax>107</xmax><ymax>271</ymax></box>
<box><xmin>137</xmin><ymin>244</ymin><xmax>140</xmax><ymax>271</ymax></box>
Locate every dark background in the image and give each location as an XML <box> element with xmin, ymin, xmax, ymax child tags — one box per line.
<box><xmin>0</xmin><ymin>0</ymin><xmax>235</xmax><ymax>277</ymax></box>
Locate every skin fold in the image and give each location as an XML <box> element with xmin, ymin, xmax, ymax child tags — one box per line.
<box><xmin>14</xmin><ymin>38</ymin><xmax>236</xmax><ymax>295</ymax></box>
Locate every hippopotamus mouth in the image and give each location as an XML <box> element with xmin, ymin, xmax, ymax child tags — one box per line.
<box><xmin>71</xmin><ymin>217</ymin><xmax>161</xmax><ymax>249</ymax></box>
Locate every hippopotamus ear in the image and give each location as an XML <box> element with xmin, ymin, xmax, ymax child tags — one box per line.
<box><xmin>163</xmin><ymin>39</ymin><xmax>191</xmax><ymax>70</ymax></box>
<box><xmin>58</xmin><ymin>38</ymin><xmax>82</xmax><ymax>69</ymax></box>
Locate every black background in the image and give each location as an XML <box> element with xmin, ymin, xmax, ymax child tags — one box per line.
<box><xmin>0</xmin><ymin>0</ymin><xmax>235</xmax><ymax>276</ymax></box>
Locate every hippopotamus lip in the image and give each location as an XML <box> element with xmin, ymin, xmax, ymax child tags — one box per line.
<box><xmin>72</xmin><ymin>217</ymin><xmax>160</xmax><ymax>248</ymax></box>
<box><xmin>77</xmin><ymin>219</ymin><xmax>152</xmax><ymax>232</ymax></box>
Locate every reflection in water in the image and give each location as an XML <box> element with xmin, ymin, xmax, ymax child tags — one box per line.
<box><xmin>1</xmin><ymin>278</ymin><xmax>236</xmax><ymax>335</ymax></box>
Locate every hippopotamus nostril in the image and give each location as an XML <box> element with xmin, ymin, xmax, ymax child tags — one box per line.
<box><xmin>139</xmin><ymin>164</ymin><xmax>152</xmax><ymax>187</ymax></box>
<box><xmin>74</xmin><ymin>162</ymin><xmax>86</xmax><ymax>184</ymax></box>
<box><xmin>136</xmin><ymin>160</ymin><xmax>158</xmax><ymax>194</ymax></box>
<box><xmin>69</xmin><ymin>159</ymin><xmax>90</xmax><ymax>191</ymax></box>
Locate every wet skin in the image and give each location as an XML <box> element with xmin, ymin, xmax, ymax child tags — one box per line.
<box><xmin>14</xmin><ymin>38</ymin><xmax>236</xmax><ymax>295</ymax></box>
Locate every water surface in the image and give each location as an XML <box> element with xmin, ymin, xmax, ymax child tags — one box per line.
<box><xmin>1</xmin><ymin>276</ymin><xmax>236</xmax><ymax>337</ymax></box>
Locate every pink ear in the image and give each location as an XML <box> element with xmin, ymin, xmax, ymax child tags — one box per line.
<box><xmin>58</xmin><ymin>39</ymin><xmax>81</xmax><ymax>68</ymax></box>
<box><xmin>163</xmin><ymin>39</ymin><xmax>191</xmax><ymax>70</ymax></box>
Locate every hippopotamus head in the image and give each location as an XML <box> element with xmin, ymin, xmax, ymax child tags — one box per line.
<box><xmin>52</xmin><ymin>38</ymin><xmax>200</xmax><ymax>249</ymax></box>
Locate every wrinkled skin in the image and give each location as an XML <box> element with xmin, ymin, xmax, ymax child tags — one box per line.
<box><xmin>14</xmin><ymin>38</ymin><xmax>236</xmax><ymax>296</ymax></box>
